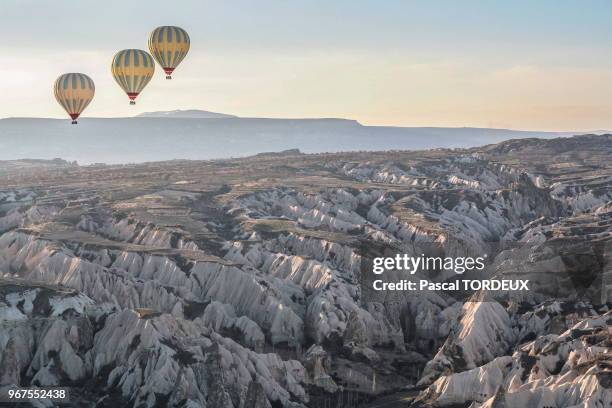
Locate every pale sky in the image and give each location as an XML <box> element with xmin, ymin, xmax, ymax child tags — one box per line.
<box><xmin>2</xmin><ymin>0</ymin><xmax>612</xmax><ymax>131</ymax></box>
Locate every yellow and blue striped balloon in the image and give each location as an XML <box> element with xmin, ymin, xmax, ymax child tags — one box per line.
<box><xmin>53</xmin><ymin>73</ymin><xmax>95</xmax><ymax>124</ymax></box>
<box><xmin>111</xmin><ymin>49</ymin><xmax>155</xmax><ymax>105</ymax></box>
<box><xmin>148</xmin><ymin>26</ymin><xmax>190</xmax><ymax>79</ymax></box>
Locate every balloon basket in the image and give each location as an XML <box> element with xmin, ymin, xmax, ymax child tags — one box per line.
<box><xmin>166</xmin><ymin>76</ymin><xmax>172</xmax><ymax>80</ymax></box>
<box><xmin>71</xmin><ymin>120</ymin><xmax>78</xmax><ymax>125</ymax></box>
<box><xmin>130</xmin><ymin>101</ymin><xmax>136</xmax><ymax>105</ymax></box>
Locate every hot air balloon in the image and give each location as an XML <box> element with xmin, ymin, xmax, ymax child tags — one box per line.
<box><xmin>53</xmin><ymin>73</ymin><xmax>95</xmax><ymax>124</ymax></box>
<box><xmin>111</xmin><ymin>49</ymin><xmax>155</xmax><ymax>104</ymax></box>
<box><xmin>148</xmin><ymin>26</ymin><xmax>190</xmax><ymax>79</ymax></box>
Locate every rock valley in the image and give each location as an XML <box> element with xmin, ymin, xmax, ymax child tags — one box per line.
<box><xmin>0</xmin><ymin>134</ymin><xmax>610</xmax><ymax>407</ymax></box>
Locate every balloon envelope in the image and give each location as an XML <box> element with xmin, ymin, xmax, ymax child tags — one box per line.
<box><xmin>54</xmin><ymin>73</ymin><xmax>95</xmax><ymax>124</ymax></box>
<box><xmin>148</xmin><ymin>26</ymin><xmax>190</xmax><ymax>79</ymax></box>
<box><xmin>111</xmin><ymin>49</ymin><xmax>155</xmax><ymax>104</ymax></box>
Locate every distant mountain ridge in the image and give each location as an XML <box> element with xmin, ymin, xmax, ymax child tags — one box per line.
<box><xmin>0</xmin><ymin>112</ymin><xmax>605</xmax><ymax>164</ymax></box>
<box><xmin>137</xmin><ymin>109</ymin><xmax>237</xmax><ymax>119</ymax></box>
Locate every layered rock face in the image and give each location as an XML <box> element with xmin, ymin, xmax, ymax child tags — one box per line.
<box><xmin>0</xmin><ymin>134</ymin><xmax>610</xmax><ymax>407</ymax></box>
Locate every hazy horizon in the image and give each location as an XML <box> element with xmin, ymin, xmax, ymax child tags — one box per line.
<box><xmin>0</xmin><ymin>115</ymin><xmax>598</xmax><ymax>165</ymax></box>
<box><xmin>3</xmin><ymin>110</ymin><xmax>612</xmax><ymax>134</ymax></box>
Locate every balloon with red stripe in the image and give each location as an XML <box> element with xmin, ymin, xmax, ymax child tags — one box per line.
<box><xmin>149</xmin><ymin>26</ymin><xmax>190</xmax><ymax>80</ymax></box>
<box><xmin>53</xmin><ymin>73</ymin><xmax>95</xmax><ymax>124</ymax></box>
<box><xmin>111</xmin><ymin>49</ymin><xmax>155</xmax><ymax>105</ymax></box>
